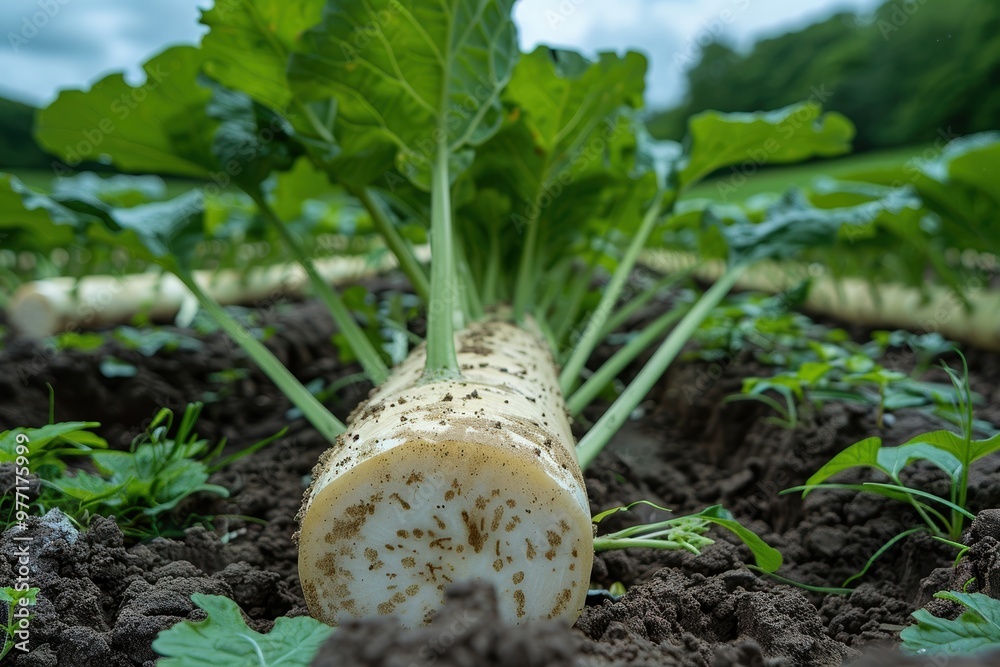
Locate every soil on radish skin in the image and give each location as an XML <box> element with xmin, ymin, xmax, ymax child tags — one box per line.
<box><xmin>1</xmin><ymin>297</ymin><xmax>1000</xmax><ymax>666</ymax></box>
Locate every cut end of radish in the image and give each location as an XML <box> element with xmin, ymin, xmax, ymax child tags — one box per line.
<box><xmin>298</xmin><ymin>438</ymin><xmax>593</xmax><ymax>627</ymax></box>
<box><xmin>9</xmin><ymin>282</ymin><xmax>69</xmax><ymax>338</ymax></box>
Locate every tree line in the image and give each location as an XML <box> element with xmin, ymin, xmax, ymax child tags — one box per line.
<box><xmin>649</xmin><ymin>0</ymin><xmax>1000</xmax><ymax>151</ymax></box>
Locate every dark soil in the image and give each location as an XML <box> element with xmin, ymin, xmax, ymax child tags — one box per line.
<box><xmin>2</xmin><ymin>294</ymin><xmax>1000</xmax><ymax>666</ymax></box>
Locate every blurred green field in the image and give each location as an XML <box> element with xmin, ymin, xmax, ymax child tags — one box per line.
<box><xmin>10</xmin><ymin>169</ymin><xmax>201</xmax><ymax>198</ymax></box>
<box><xmin>684</xmin><ymin>144</ymin><xmax>928</xmax><ymax>202</ymax></box>
<box><xmin>6</xmin><ymin>142</ymin><xmax>933</xmax><ymax>207</ymax></box>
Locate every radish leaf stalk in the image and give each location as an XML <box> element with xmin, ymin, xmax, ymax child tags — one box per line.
<box><xmin>349</xmin><ymin>186</ymin><xmax>431</xmax><ymax>302</ymax></box>
<box><xmin>576</xmin><ymin>266</ymin><xmax>747</xmax><ymax>468</ymax></box>
<box><xmin>559</xmin><ymin>190</ymin><xmax>666</xmax><ymax>394</ymax></box>
<box><xmin>252</xmin><ymin>194</ymin><xmax>391</xmax><ymax>385</ymax></box>
<box><xmin>424</xmin><ymin>141</ymin><xmax>461</xmax><ymax>380</ymax></box>
<box><xmin>175</xmin><ymin>270</ymin><xmax>346</xmax><ymax>442</ymax></box>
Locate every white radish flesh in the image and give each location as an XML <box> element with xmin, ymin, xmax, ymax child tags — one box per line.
<box><xmin>642</xmin><ymin>250</ymin><xmax>1000</xmax><ymax>351</ymax></box>
<box><xmin>296</xmin><ymin>316</ymin><xmax>592</xmax><ymax>626</ymax></box>
<box><xmin>7</xmin><ymin>253</ymin><xmax>410</xmax><ymax>338</ymax></box>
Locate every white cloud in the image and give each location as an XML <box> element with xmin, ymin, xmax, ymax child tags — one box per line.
<box><xmin>515</xmin><ymin>0</ymin><xmax>884</xmax><ymax>107</ymax></box>
<box><xmin>0</xmin><ymin>0</ymin><xmax>209</xmax><ymax>105</ymax></box>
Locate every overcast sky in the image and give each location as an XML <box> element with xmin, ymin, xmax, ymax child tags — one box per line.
<box><xmin>1</xmin><ymin>0</ymin><xmax>882</xmax><ymax>109</ymax></box>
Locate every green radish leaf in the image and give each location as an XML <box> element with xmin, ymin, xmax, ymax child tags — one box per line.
<box><xmin>36</xmin><ymin>47</ymin><xmax>218</xmax><ymax>178</ymax></box>
<box><xmin>677</xmin><ymin>102</ymin><xmax>854</xmax><ymax>188</ymax></box>
<box><xmin>0</xmin><ymin>173</ymin><xmax>94</xmax><ymax>249</ymax></box>
<box><xmin>153</xmin><ymin>594</ymin><xmax>333</xmax><ymax>666</ymax></box>
<box><xmin>288</xmin><ymin>0</ymin><xmax>519</xmax><ymax>189</ymax></box>
<box><xmin>477</xmin><ymin>49</ymin><xmax>648</xmax><ymax>203</ymax></box>
<box><xmin>715</xmin><ymin>187</ymin><xmax>923</xmax><ymax>266</ymax></box>
<box><xmin>925</xmin><ymin>132</ymin><xmax>1000</xmax><ymax>206</ymax></box>
<box><xmin>507</xmin><ymin>49</ymin><xmax>646</xmax><ymax>173</ymax></box>
<box><xmin>463</xmin><ymin>49</ymin><xmax>649</xmax><ymax>278</ymax></box>
<box><xmin>695</xmin><ymin>505</ymin><xmax>783</xmax><ymax>573</ymax></box>
<box><xmin>51</xmin><ymin>173</ymin><xmax>168</xmax><ymax>208</ymax></box>
<box><xmin>109</xmin><ymin>191</ymin><xmax>207</xmax><ymax>268</ymax></box>
<box><xmin>270</xmin><ymin>158</ymin><xmax>334</xmax><ymax>222</ymax></box>
<box><xmin>802</xmin><ymin>437</ymin><xmax>885</xmax><ymax>492</ymax></box>
<box><xmin>200</xmin><ymin>0</ymin><xmax>324</xmax><ymax>111</ymax></box>
<box><xmin>901</xmin><ymin>592</ymin><xmax>1000</xmax><ymax>655</ymax></box>
<box><xmin>206</xmin><ymin>84</ymin><xmax>298</xmax><ymax>193</ymax></box>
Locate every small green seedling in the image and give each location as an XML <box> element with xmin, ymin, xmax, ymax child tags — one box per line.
<box><xmin>152</xmin><ymin>594</ymin><xmax>332</xmax><ymax>666</ymax></box>
<box><xmin>50</xmin><ymin>402</ymin><xmax>284</xmax><ymax>537</ymax></box>
<box><xmin>113</xmin><ymin>325</ymin><xmax>203</xmax><ymax>356</ymax></box>
<box><xmin>51</xmin><ymin>331</ymin><xmax>105</xmax><ymax>352</ymax></box>
<box><xmin>3</xmin><ymin>404</ymin><xmax>282</xmax><ymax>537</ymax></box>
<box><xmin>0</xmin><ymin>421</ymin><xmax>108</xmax><ymax>478</ymax></box>
<box><xmin>686</xmin><ymin>289</ymin><xmax>813</xmax><ymax>364</ymax></box>
<box><xmin>592</xmin><ymin>500</ymin><xmax>782</xmax><ymax>573</ymax></box>
<box><xmin>901</xmin><ymin>591</ymin><xmax>1000</xmax><ymax>656</ymax></box>
<box><xmin>786</xmin><ymin>354</ymin><xmax>999</xmax><ymax>584</ymax></box>
<box><xmin>0</xmin><ymin>587</ymin><xmax>39</xmax><ymax>661</ymax></box>
<box><xmin>725</xmin><ymin>321</ymin><xmax>958</xmax><ymax>430</ymax></box>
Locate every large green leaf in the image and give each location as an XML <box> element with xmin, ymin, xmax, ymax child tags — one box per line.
<box><xmin>200</xmin><ymin>0</ymin><xmax>324</xmax><ymax>111</ymax></box>
<box><xmin>110</xmin><ymin>191</ymin><xmax>207</xmax><ymax>267</ymax></box>
<box><xmin>153</xmin><ymin>594</ymin><xmax>333</xmax><ymax>666</ymax></box>
<box><xmin>506</xmin><ymin>48</ymin><xmax>646</xmax><ymax>173</ymax></box>
<box><xmin>269</xmin><ymin>156</ymin><xmax>335</xmax><ymax>222</ymax></box>
<box><xmin>0</xmin><ymin>173</ymin><xmax>91</xmax><ymax>248</ymax></box>
<box><xmin>35</xmin><ymin>47</ymin><xmax>218</xmax><ymax>178</ymax></box>
<box><xmin>0</xmin><ymin>173</ymin><xmax>207</xmax><ymax>268</ymax></box>
<box><xmin>677</xmin><ymin>102</ymin><xmax>854</xmax><ymax>188</ymax></box>
<box><xmin>714</xmin><ymin>187</ymin><xmax>923</xmax><ymax>265</ymax></box>
<box><xmin>461</xmin><ymin>50</ymin><xmax>648</xmax><ymax>279</ymax></box>
<box><xmin>51</xmin><ymin>173</ymin><xmax>168</xmax><ymax>207</ymax></box>
<box><xmin>926</xmin><ymin>132</ymin><xmax>1000</xmax><ymax>207</ymax></box>
<box><xmin>206</xmin><ymin>83</ymin><xmax>298</xmax><ymax>193</ymax></box>
<box><xmin>901</xmin><ymin>592</ymin><xmax>1000</xmax><ymax>655</ymax></box>
<box><xmin>288</xmin><ymin>0</ymin><xmax>519</xmax><ymax>187</ymax></box>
